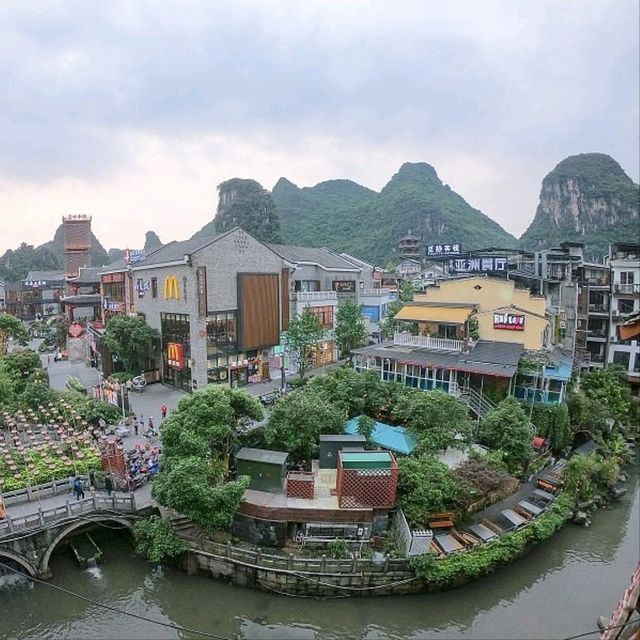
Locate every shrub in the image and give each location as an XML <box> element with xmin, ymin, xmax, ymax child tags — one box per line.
<box><xmin>133</xmin><ymin>516</ymin><xmax>187</xmax><ymax>563</ymax></box>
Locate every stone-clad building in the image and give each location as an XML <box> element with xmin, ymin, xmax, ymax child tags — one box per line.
<box><xmin>130</xmin><ymin>228</ymin><xmax>289</xmax><ymax>391</ymax></box>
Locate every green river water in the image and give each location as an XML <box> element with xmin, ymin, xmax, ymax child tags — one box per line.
<box><xmin>0</xmin><ymin>470</ymin><xmax>637</xmax><ymax>640</ymax></box>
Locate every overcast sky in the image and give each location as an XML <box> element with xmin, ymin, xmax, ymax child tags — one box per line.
<box><xmin>1</xmin><ymin>0</ymin><xmax>638</xmax><ymax>254</ymax></box>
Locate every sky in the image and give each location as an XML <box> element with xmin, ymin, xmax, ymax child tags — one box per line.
<box><xmin>0</xmin><ymin>0</ymin><xmax>638</xmax><ymax>254</ymax></box>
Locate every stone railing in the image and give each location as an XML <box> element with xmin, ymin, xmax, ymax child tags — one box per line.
<box><xmin>0</xmin><ymin>494</ymin><xmax>136</xmax><ymax>537</ymax></box>
<box><xmin>393</xmin><ymin>332</ymin><xmax>464</xmax><ymax>351</ymax></box>
<box><xmin>360</xmin><ymin>288</ymin><xmax>392</xmax><ymax>297</ymax></box>
<box><xmin>1</xmin><ymin>476</ymin><xmax>90</xmax><ymax>506</ymax></box>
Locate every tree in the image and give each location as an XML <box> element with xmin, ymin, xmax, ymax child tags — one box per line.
<box><xmin>0</xmin><ymin>314</ymin><xmax>29</xmax><ymax>358</ymax></box>
<box><xmin>335</xmin><ymin>299</ymin><xmax>367</xmax><ymax>362</ymax></box>
<box><xmin>285</xmin><ymin>307</ymin><xmax>326</xmax><ymax>380</ymax></box>
<box><xmin>152</xmin><ymin>385</ymin><xmax>263</xmax><ymax>532</ymax></box>
<box><xmin>380</xmin><ymin>299</ymin><xmax>404</xmax><ymax>339</ymax></box>
<box><xmin>133</xmin><ymin>515</ymin><xmax>187</xmax><ymax>563</ymax></box>
<box><xmin>265</xmin><ymin>389</ymin><xmax>345</xmax><ymax>464</ymax></box>
<box><xmin>396</xmin><ymin>455</ymin><xmax>463</xmax><ymax>528</ymax></box>
<box><xmin>160</xmin><ymin>385</ymin><xmax>263</xmax><ymax>470</ymax></box>
<box><xmin>399</xmin><ymin>280</ymin><xmax>417</xmax><ymax>302</ymax></box>
<box><xmin>567</xmin><ymin>390</ymin><xmax>611</xmax><ymax>440</ymax></box>
<box><xmin>103</xmin><ymin>315</ymin><xmax>159</xmax><ymax>374</ymax></box>
<box><xmin>356</xmin><ymin>415</ymin><xmax>376</xmax><ymax>442</ymax></box>
<box><xmin>481</xmin><ymin>397</ymin><xmax>533</xmax><ymax>475</ymax></box>
<box><xmin>393</xmin><ymin>390</ymin><xmax>472</xmax><ymax>453</ymax></box>
<box><xmin>580</xmin><ymin>367</ymin><xmax>631</xmax><ymax>423</ymax></box>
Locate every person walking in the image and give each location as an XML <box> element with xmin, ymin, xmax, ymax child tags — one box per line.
<box><xmin>134</xmin><ymin>419</ymin><xmax>139</xmax><ymax>436</ymax></box>
<box><xmin>73</xmin><ymin>476</ymin><xmax>85</xmax><ymax>501</ymax></box>
<box><xmin>160</xmin><ymin>404</ymin><xmax>168</xmax><ymax>420</ymax></box>
<box><xmin>68</xmin><ymin>474</ymin><xmax>75</xmax><ymax>495</ymax></box>
<box><xmin>104</xmin><ymin>474</ymin><xmax>114</xmax><ymax>496</ymax></box>
<box><xmin>147</xmin><ymin>416</ymin><xmax>155</xmax><ymax>436</ymax></box>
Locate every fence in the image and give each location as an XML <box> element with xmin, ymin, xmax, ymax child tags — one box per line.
<box><xmin>393</xmin><ymin>332</ymin><xmax>464</xmax><ymax>352</ymax></box>
<box><xmin>393</xmin><ymin>509</ymin><xmax>433</xmax><ymax>557</ymax></box>
<box><xmin>0</xmin><ymin>494</ymin><xmax>136</xmax><ymax>537</ymax></box>
<box><xmin>179</xmin><ymin>533</ymin><xmax>410</xmax><ymax>575</ymax></box>
<box><xmin>336</xmin><ymin>456</ymin><xmax>399</xmax><ymax>509</ymax></box>
<box><xmin>1</xmin><ymin>476</ymin><xmax>90</xmax><ymax>506</ymax></box>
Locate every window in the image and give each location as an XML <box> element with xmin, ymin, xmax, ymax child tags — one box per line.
<box><xmin>151</xmin><ymin>277</ymin><xmax>158</xmax><ymax>299</ymax></box>
<box><xmin>612</xmin><ymin>351</ymin><xmax>630</xmax><ymax>370</ymax></box>
<box><xmin>437</xmin><ymin>324</ymin><xmax>459</xmax><ymax>340</ymax></box>
<box><xmin>206</xmin><ymin>311</ymin><xmax>238</xmax><ymax>364</ymax></box>
<box><xmin>620</xmin><ymin>272</ymin><xmax>635</xmax><ymax>285</ymax></box>
<box><xmin>294</xmin><ymin>280</ymin><xmax>320</xmax><ymax>292</ymax></box>
<box><xmin>310</xmin><ymin>305</ymin><xmax>334</xmax><ymax>328</ymax></box>
<box><xmin>618</xmin><ymin>299</ymin><xmax>635</xmax><ymax>314</ymax></box>
<box><xmin>160</xmin><ymin>313</ymin><xmax>191</xmax><ymax>357</ymax></box>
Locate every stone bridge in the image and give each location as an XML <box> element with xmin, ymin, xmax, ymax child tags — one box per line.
<box><xmin>0</xmin><ymin>494</ymin><xmax>147</xmax><ymax>578</ymax></box>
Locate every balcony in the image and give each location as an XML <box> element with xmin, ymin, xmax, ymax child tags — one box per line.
<box><xmin>291</xmin><ymin>291</ymin><xmax>338</xmax><ymax>302</ymax></box>
<box><xmin>359</xmin><ymin>288</ymin><xmax>393</xmax><ymax>297</ymax></box>
<box><xmin>393</xmin><ymin>332</ymin><xmax>464</xmax><ymax>351</ymax></box>
<box><xmin>514</xmin><ymin>387</ymin><xmax>562</xmax><ymax>405</ymax></box>
<box><xmin>614</xmin><ymin>283</ymin><xmax>640</xmax><ymax>295</ymax></box>
<box><xmin>588</xmin><ymin>304</ymin><xmax>609</xmax><ymax>314</ymax></box>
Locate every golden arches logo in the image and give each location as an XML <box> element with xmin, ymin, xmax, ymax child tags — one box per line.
<box><xmin>163</xmin><ymin>275</ymin><xmax>180</xmax><ymax>300</ymax></box>
<box><xmin>167</xmin><ymin>343</ymin><xmax>184</xmax><ymax>369</ymax></box>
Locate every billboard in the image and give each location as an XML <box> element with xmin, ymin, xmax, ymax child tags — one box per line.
<box><xmin>427</xmin><ymin>243</ymin><xmax>461</xmax><ymax>257</ymax></box>
<box><xmin>167</xmin><ymin>343</ymin><xmax>186</xmax><ymax>369</ymax></box>
<box><xmin>124</xmin><ymin>249</ymin><xmax>146</xmax><ymax>264</ymax></box>
<box><xmin>493</xmin><ymin>312</ymin><xmax>525</xmax><ymax>331</ymax></box>
<box><xmin>361</xmin><ymin>305</ymin><xmax>380</xmax><ymax>322</ymax></box>
<box><xmin>449</xmin><ymin>256</ymin><xmax>507</xmax><ymax>273</ymax></box>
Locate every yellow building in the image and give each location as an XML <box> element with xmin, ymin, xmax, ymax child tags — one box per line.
<box><xmin>394</xmin><ymin>276</ymin><xmax>550</xmax><ymax>351</ymax></box>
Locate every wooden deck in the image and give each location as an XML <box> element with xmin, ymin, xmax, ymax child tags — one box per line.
<box><xmin>240</xmin><ymin>488</ymin><xmax>374</xmax><ymax>523</ymax></box>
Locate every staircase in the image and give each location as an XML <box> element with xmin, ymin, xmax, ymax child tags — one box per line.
<box><xmin>458</xmin><ymin>387</ymin><xmax>497</xmax><ymax>420</ymax></box>
<box><xmin>459</xmin><ymin>387</ymin><xmax>537</xmax><ymax>435</ymax></box>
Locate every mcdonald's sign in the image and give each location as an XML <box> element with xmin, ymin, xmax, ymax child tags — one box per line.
<box><xmin>164</xmin><ymin>275</ymin><xmax>180</xmax><ymax>300</ymax></box>
<box><xmin>167</xmin><ymin>343</ymin><xmax>185</xmax><ymax>370</ymax></box>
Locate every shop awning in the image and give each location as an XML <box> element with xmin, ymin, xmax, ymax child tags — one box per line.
<box><xmin>394</xmin><ymin>305</ymin><xmax>474</xmax><ymax>324</ymax></box>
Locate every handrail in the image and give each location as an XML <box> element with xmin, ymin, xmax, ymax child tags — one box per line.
<box><xmin>0</xmin><ymin>494</ymin><xmax>136</xmax><ymax>537</ymax></box>
<box><xmin>393</xmin><ymin>333</ymin><xmax>464</xmax><ymax>351</ymax></box>
<box><xmin>291</xmin><ymin>291</ymin><xmax>338</xmax><ymax>302</ymax></box>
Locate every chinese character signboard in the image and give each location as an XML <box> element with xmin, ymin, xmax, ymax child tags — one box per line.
<box><xmin>332</xmin><ymin>280</ymin><xmax>357</xmax><ymax>293</ymax></box>
<box><xmin>493</xmin><ymin>313</ymin><xmax>525</xmax><ymax>331</ymax></box>
<box><xmin>135</xmin><ymin>279</ymin><xmax>150</xmax><ymax>298</ymax></box>
<box><xmin>101</xmin><ymin>273</ymin><xmax>125</xmax><ymax>284</ymax></box>
<box><xmin>124</xmin><ymin>249</ymin><xmax>146</xmax><ymax>264</ymax></box>
<box><xmin>196</xmin><ymin>266</ymin><xmax>207</xmax><ymax>317</ymax></box>
<box><xmin>449</xmin><ymin>256</ymin><xmax>507</xmax><ymax>273</ymax></box>
<box><xmin>427</xmin><ymin>243</ymin><xmax>462</xmax><ymax>257</ymax></box>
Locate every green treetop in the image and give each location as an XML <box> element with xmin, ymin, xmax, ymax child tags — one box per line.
<box><xmin>0</xmin><ymin>314</ymin><xmax>29</xmax><ymax>359</ymax></box>
<box><xmin>285</xmin><ymin>306</ymin><xmax>326</xmax><ymax>380</ymax></box>
<box><xmin>103</xmin><ymin>315</ymin><xmax>159</xmax><ymax>374</ymax></box>
<box><xmin>335</xmin><ymin>298</ymin><xmax>367</xmax><ymax>363</ymax></box>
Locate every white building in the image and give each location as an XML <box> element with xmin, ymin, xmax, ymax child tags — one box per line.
<box><xmin>607</xmin><ymin>241</ymin><xmax>640</xmax><ymax>386</ymax></box>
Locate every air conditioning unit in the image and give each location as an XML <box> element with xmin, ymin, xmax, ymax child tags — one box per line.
<box><xmin>612</xmin><ymin>310</ymin><xmax>620</xmax><ymax>318</ymax></box>
<box><xmin>559</xmin><ymin>320</ymin><xmax>567</xmax><ymax>329</ymax></box>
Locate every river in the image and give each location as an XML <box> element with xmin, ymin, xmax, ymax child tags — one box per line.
<box><xmin>1</xmin><ymin>471</ymin><xmax>638</xmax><ymax>640</ymax></box>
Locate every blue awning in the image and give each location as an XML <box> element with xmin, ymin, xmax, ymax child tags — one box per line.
<box><xmin>344</xmin><ymin>416</ymin><xmax>416</xmax><ymax>455</ymax></box>
<box><xmin>543</xmin><ymin>358</ymin><xmax>573</xmax><ymax>382</ymax></box>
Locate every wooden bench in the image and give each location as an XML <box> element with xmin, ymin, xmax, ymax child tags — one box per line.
<box><xmin>428</xmin><ymin>512</ymin><xmax>455</xmax><ymax>529</ymax></box>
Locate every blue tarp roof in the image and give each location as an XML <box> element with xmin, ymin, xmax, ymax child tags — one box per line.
<box><xmin>344</xmin><ymin>416</ymin><xmax>416</xmax><ymax>455</ymax></box>
<box><xmin>544</xmin><ymin>358</ymin><xmax>573</xmax><ymax>381</ymax></box>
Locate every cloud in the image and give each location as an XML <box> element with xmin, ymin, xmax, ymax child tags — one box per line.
<box><xmin>0</xmin><ymin>0</ymin><xmax>637</xmax><ymax>252</ymax></box>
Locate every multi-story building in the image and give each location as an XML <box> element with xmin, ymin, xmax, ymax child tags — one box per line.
<box><xmin>268</xmin><ymin>244</ymin><xmax>393</xmax><ymax>365</ymax></box>
<box><xmin>16</xmin><ymin>270</ymin><xmax>66</xmax><ymax>321</ymax></box>
<box><xmin>607</xmin><ymin>241</ymin><xmax>640</xmax><ymax>388</ymax></box>
<box><xmin>398</xmin><ymin>231</ymin><xmax>422</xmax><ymax>261</ymax></box>
<box><xmin>355</xmin><ymin>275</ymin><xmax>573</xmax><ymax>408</ymax></box>
<box><xmin>61</xmin><ymin>267</ymin><xmax>102</xmax><ymax>322</ymax></box>
<box><xmin>576</xmin><ymin>261</ymin><xmax>611</xmax><ymax>369</ymax></box>
<box><xmin>131</xmin><ymin>228</ymin><xmax>289</xmax><ymax>392</ymax></box>
<box><xmin>62</xmin><ymin>214</ymin><xmax>92</xmax><ymax>277</ymax></box>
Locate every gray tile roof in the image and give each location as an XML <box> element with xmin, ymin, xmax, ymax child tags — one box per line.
<box><xmin>70</xmin><ymin>267</ymin><xmax>101</xmax><ymax>283</ymax></box>
<box><xmin>133</xmin><ymin>234</ymin><xmax>224</xmax><ymax>268</ymax></box>
<box><xmin>353</xmin><ymin>338</ymin><xmax>523</xmax><ymax>379</ymax></box>
<box><xmin>99</xmin><ymin>258</ymin><xmax>128</xmax><ymax>274</ymax></box>
<box><xmin>268</xmin><ymin>244</ymin><xmax>360</xmax><ymax>271</ymax></box>
<box><xmin>25</xmin><ymin>270</ymin><xmax>65</xmax><ymax>282</ymax></box>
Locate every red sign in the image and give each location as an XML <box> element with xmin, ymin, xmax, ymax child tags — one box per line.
<box><xmin>493</xmin><ymin>313</ymin><xmax>525</xmax><ymax>331</ymax></box>
<box><xmin>101</xmin><ymin>273</ymin><xmax>125</xmax><ymax>284</ymax></box>
<box><xmin>68</xmin><ymin>322</ymin><xmax>85</xmax><ymax>338</ymax></box>
<box><xmin>167</xmin><ymin>343</ymin><xmax>185</xmax><ymax>370</ymax></box>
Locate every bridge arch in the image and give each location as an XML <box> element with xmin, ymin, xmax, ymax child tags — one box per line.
<box><xmin>39</xmin><ymin>515</ymin><xmax>135</xmax><ymax>577</ymax></box>
<box><xmin>0</xmin><ymin>548</ymin><xmax>38</xmax><ymax>577</ymax></box>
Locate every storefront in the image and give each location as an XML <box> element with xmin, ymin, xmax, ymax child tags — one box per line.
<box><xmin>160</xmin><ymin>313</ymin><xmax>191</xmax><ymax>391</ymax></box>
<box><xmin>311</xmin><ymin>340</ymin><xmax>335</xmax><ymax>367</ymax></box>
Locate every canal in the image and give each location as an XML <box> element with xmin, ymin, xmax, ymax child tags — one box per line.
<box><xmin>1</xmin><ymin>471</ymin><xmax>637</xmax><ymax>640</ymax></box>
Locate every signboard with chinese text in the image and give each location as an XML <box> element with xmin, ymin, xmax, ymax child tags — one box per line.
<box><xmin>101</xmin><ymin>273</ymin><xmax>125</xmax><ymax>284</ymax></box>
<box><xmin>135</xmin><ymin>279</ymin><xmax>150</xmax><ymax>298</ymax></box>
<box><xmin>449</xmin><ymin>256</ymin><xmax>508</xmax><ymax>273</ymax></box>
<box><xmin>196</xmin><ymin>266</ymin><xmax>207</xmax><ymax>317</ymax></box>
<box><xmin>124</xmin><ymin>249</ymin><xmax>145</xmax><ymax>264</ymax></box>
<box><xmin>493</xmin><ymin>312</ymin><xmax>525</xmax><ymax>331</ymax></box>
<box><xmin>332</xmin><ymin>280</ymin><xmax>356</xmax><ymax>293</ymax></box>
<box><xmin>427</xmin><ymin>243</ymin><xmax>462</xmax><ymax>257</ymax></box>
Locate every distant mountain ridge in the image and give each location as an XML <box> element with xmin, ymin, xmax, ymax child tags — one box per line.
<box><xmin>520</xmin><ymin>153</ymin><xmax>639</xmax><ymax>258</ymax></box>
<box><xmin>271</xmin><ymin>162</ymin><xmax>518</xmax><ymax>264</ymax></box>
